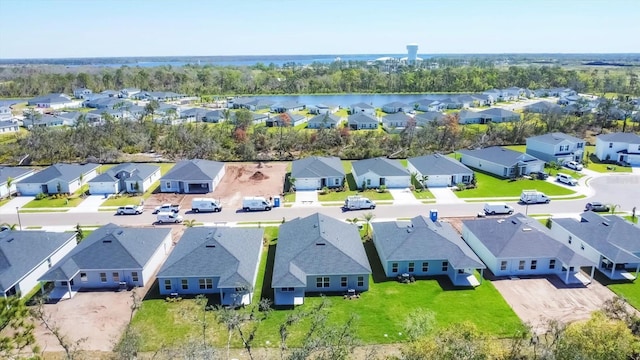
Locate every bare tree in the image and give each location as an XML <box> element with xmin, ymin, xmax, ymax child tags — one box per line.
<box><xmin>31</xmin><ymin>299</ymin><xmax>87</xmax><ymax>360</ymax></box>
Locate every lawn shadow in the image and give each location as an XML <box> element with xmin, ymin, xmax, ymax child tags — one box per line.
<box><xmin>346</xmin><ymin>173</ymin><xmax>358</xmax><ymax>191</ymax></box>
<box><xmin>260</xmin><ymin>243</ymin><xmax>277</xmax><ymax>302</ymax></box>
<box><xmin>363</xmin><ymin>241</ymin><xmax>393</xmax><ymax>283</ymax></box>
<box><xmin>141</xmin><ymin>278</ymin><xmax>220</xmax><ymax>306</ymax></box>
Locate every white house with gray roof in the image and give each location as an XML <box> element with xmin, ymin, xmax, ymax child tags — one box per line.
<box><xmin>382</xmin><ymin>112</ymin><xmax>411</xmax><ymax>132</ymax></box>
<box><xmin>0</xmin><ymin>120</ymin><xmax>19</xmax><ymax>134</ymax></box>
<box><xmin>526</xmin><ymin>132</ymin><xmax>586</xmax><ymax>164</ymax></box>
<box><xmin>307</xmin><ymin>113</ymin><xmax>341</xmax><ymax>129</ymax></box>
<box><xmin>350</xmin><ymin>102</ymin><xmax>375</xmax><ymax>116</ymax></box>
<box><xmin>291</xmin><ymin>156</ymin><xmax>345</xmax><ymax>190</ymax></box>
<box><xmin>462</xmin><ymin>214</ymin><xmax>596</xmax><ymax>285</ymax></box>
<box><xmin>0</xmin><ymin>166</ymin><xmax>36</xmax><ymax>199</ymax></box>
<box><xmin>550</xmin><ymin>212</ymin><xmax>640</xmax><ymax>280</ymax></box>
<box><xmin>156</xmin><ymin>227</ymin><xmax>263</xmax><ymax>306</ymax></box>
<box><xmin>347</xmin><ymin>113</ymin><xmax>379</xmax><ymax>130</ymax></box>
<box><xmin>89</xmin><ymin>163</ymin><xmax>161</xmax><ymax>195</ymax></box>
<box><xmin>27</xmin><ymin>93</ymin><xmax>80</xmax><ymax>110</ymax></box>
<box><xmin>0</xmin><ymin>230</ymin><xmax>77</xmax><ymax>298</ymax></box>
<box><xmin>16</xmin><ymin>163</ymin><xmax>99</xmax><ymax>196</ymax></box>
<box><xmin>39</xmin><ymin>224</ymin><xmax>172</xmax><ymax>299</ymax></box>
<box><xmin>407</xmin><ymin>154</ymin><xmax>474</xmax><ymax>187</ymax></box>
<box><xmin>595</xmin><ymin>132</ymin><xmax>640</xmax><ymax>165</ymax></box>
<box><xmin>457</xmin><ymin>146</ymin><xmax>544</xmax><ymax>178</ymax></box>
<box><xmin>351</xmin><ymin>157</ymin><xmax>410</xmax><ymax>189</ymax></box>
<box><xmin>477</xmin><ymin>108</ymin><xmax>520</xmax><ymax>123</ymax></box>
<box><xmin>381</xmin><ymin>101</ymin><xmax>411</xmax><ymax>114</ymax></box>
<box><xmin>413</xmin><ymin>111</ymin><xmax>445</xmax><ymax>126</ymax></box>
<box><xmin>272</xmin><ymin>213</ymin><xmax>371</xmax><ymax>306</ymax></box>
<box><xmin>160</xmin><ymin>159</ymin><xmax>225</xmax><ymax>194</ymax></box>
<box><xmin>372</xmin><ymin>215</ymin><xmax>486</xmax><ymax>287</ymax></box>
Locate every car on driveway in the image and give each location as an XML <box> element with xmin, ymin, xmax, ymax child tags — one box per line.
<box><xmin>556</xmin><ymin>173</ymin><xmax>578</xmax><ymax>186</ymax></box>
<box><xmin>532</xmin><ymin>171</ymin><xmax>549</xmax><ymax>180</ymax></box>
<box><xmin>565</xmin><ymin>161</ymin><xmax>583</xmax><ymax>171</ymax></box>
<box><xmin>584</xmin><ymin>202</ymin><xmax>610</xmax><ymax>212</ymax></box>
<box><xmin>117</xmin><ymin>205</ymin><xmax>144</xmax><ymax>215</ymax></box>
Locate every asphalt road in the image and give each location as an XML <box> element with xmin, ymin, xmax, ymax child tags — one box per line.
<box><xmin>3</xmin><ymin>173</ymin><xmax>639</xmax><ymax>228</ymax></box>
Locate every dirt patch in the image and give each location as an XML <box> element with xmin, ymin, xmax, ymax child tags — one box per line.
<box><xmin>212</xmin><ymin>162</ymin><xmax>288</xmax><ymax>210</ymax></box>
<box><xmin>249</xmin><ymin>171</ymin><xmax>268</xmax><ymax>181</ymax></box>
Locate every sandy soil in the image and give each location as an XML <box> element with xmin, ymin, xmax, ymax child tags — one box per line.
<box><xmin>211</xmin><ymin>162</ymin><xmax>289</xmax><ymax>210</ymax></box>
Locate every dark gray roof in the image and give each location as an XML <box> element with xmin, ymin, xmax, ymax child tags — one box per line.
<box><xmin>272</xmin><ymin>213</ymin><xmax>371</xmax><ymax>288</ymax></box>
<box><xmin>0</xmin><ymin>166</ymin><xmax>34</xmax><ymax>186</ymax></box>
<box><xmin>291</xmin><ymin>156</ymin><xmax>344</xmax><ymax>179</ymax></box>
<box><xmin>597</xmin><ymin>132</ymin><xmax>640</xmax><ymax>143</ymax></box>
<box><xmin>478</xmin><ymin>107</ymin><xmax>520</xmax><ymax>118</ymax></box>
<box><xmin>414</xmin><ymin>111</ymin><xmax>444</xmax><ymax>125</ymax></box>
<box><xmin>524</xmin><ymin>101</ymin><xmax>562</xmax><ymax>113</ymax></box>
<box><xmin>180</xmin><ymin>108</ymin><xmax>209</xmax><ymax>118</ymax></box>
<box><xmin>351</xmin><ymin>102</ymin><xmax>375</xmax><ymax>109</ymax></box>
<box><xmin>352</xmin><ymin>157</ymin><xmax>409</xmax><ymax>177</ymax></box>
<box><xmin>40</xmin><ymin>224</ymin><xmax>170</xmax><ymax>281</ymax></box>
<box><xmin>18</xmin><ymin>163</ymin><xmax>100</xmax><ymax>184</ymax></box>
<box><xmin>307</xmin><ymin>113</ymin><xmax>341</xmax><ymax>125</ymax></box>
<box><xmin>372</xmin><ymin>216</ymin><xmax>485</xmax><ymax>269</ymax></box>
<box><xmin>27</xmin><ymin>93</ymin><xmax>72</xmax><ymax>105</ymax></box>
<box><xmin>348</xmin><ymin>113</ymin><xmax>378</xmax><ymax>125</ymax></box>
<box><xmin>157</xmin><ymin>227</ymin><xmax>263</xmax><ymax>288</ymax></box>
<box><xmin>382</xmin><ymin>113</ymin><xmax>410</xmax><ymax>123</ymax></box>
<box><xmin>89</xmin><ymin>163</ymin><xmax>160</xmax><ymax>183</ymax></box>
<box><xmin>463</xmin><ymin>214</ymin><xmax>595</xmax><ymax>267</ymax></box>
<box><xmin>458</xmin><ymin>110</ymin><xmax>483</xmax><ymax>121</ymax></box>
<box><xmin>0</xmin><ymin>120</ymin><xmax>17</xmax><ymax>128</ymax></box>
<box><xmin>161</xmin><ymin>159</ymin><xmax>224</xmax><ymax>182</ymax></box>
<box><xmin>0</xmin><ymin>230</ymin><xmax>75</xmax><ymax>292</ymax></box>
<box><xmin>553</xmin><ymin>212</ymin><xmax>640</xmax><ymax>263</ymax></box>
<box><xmin>408</xmin><ymin>154</ymin><xmax>473</xmax><ymax>176</ymax></box>
<box><xmin>527</xmin><ymin>132</ymin><xmax>583</xmax><ymax>145</ymax></box>
<box><xmin>382</xmin><ymin>101</ymin><xmax>409</xmax><ymax>108</ymax></box>
<box><xmin>457</xmin><ymin>146</ymin><xmax>542</xmax><ymax>167</ymax></box>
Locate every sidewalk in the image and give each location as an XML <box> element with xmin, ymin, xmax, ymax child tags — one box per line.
<box><xmin>0</xmin><ymin>196</ymin><xmax>35</xmax><ymax>214</ymax></box>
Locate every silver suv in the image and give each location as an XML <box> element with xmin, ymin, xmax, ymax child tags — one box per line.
<box><xmin>556</xmin><ymin>173</ymin><xmax>578</xmax><ymax>186</ymax></box>
<box><xmin>117</xmin><ymin>205</ymin><xmax>144</xmax><ymax>215</ymax></box>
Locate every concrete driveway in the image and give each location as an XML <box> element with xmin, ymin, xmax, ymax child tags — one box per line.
<box><xmin>294</xmin><ymin>190</ymin><xmax>318</xmax><ymax>206</ymax></box>
<box><xmin>0</xmin><ymin>196</ymin><xmax>35</xmax><ymax>214</ymax></box>
<box><xmin>429</xmin><ymin>187</ymin><xmax>466</xmax><ymax>204</ymax></box>
<box><xmin>67</xmin><ymin>195</ymin><xmax>107</xmax><ymax>213</ymax></box>
<box><xmin>388</xmin><ymin>188</ymin><xmax>421</xmax><ymax>205</ymax></box>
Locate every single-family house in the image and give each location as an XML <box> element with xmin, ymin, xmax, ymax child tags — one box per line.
<box><xmin>350</xmin><ymin>102</ymin><xmax>376</xmax><ymax>115</ymax></box>
<box><xmin>56</xmin><ymin>111</ymin><xmax>83</xmax><ymax>125</ymax></box>
<box><xmin>382</xmin><ymin>112</ymin><xmax>411</xmax><ymax>131</ymax></box>
<box><xmin>0</xmin><ymin>166</ymin><xmax>36</xmax><ymax>199</ymax></box>
<box><xmin>231</xmin><ymin>97</ymin><xmax>274</xmax><ymax>111</ymax></box>
<box><xmin>250</xmin><ymin>112</ymin><xmax>269</xmax><ymax>124</ymax></box>
<box><xmin>307</xmin><ymin>113</ymin><xmax>341</xmax><ymax>129</ymax></box>
<box><xmin>550</xmin><ymin>212</ymin><xmax>640</xmax><ymax>280</ymax></box>
<box><xmin>73</xmin><ymin>88</ymin><xmax>93</xmax><ymax>99</ymax></box>
<box><xmin>27</xmin><ymin>93</ymin><xmax>79</xmax><ymax>110</ymax></box>
<box><xmin>179</xmin><ymin>108</ymin><xmax>209</xmax><ymax>122</ymax></box>
<box><xmin>0</xmin><ymin>229</ymin><xmax>77</xmax><ymax>298</ymax></box>
<box><xmin>160</xmin><ymin>159</ymin><xmax>225</xmax><ymax>194</ymax></box>
<box><xmin>347</xmin><ymin>113</ymin><xmax>378</xmax><ymax>130</ymax></box>
<box><xmin>291</xmin><ymin>156</ymin><xmax>345</xmax><ymax>190</ymax></box>
<box><xmin>462</xmin><ymin>214</ymin><xmax>596</xmax><ymax>284</ymax></box>
<box><xmin>483</xmin><ymin>89</ymin><xmax>503</xmax><ymax>102</ymax></box>
<box><xmin>307</xmin><ymin>103</ymin><xmax>339</xmax><ymax>115</ymax></box>
<box><xmin>413</xmin><ymin>111</ymin><xmax>445</xmax><ymax>126</ymax></box>
<box><xmin>473</xmin><ymin>94</ymin><xmax>493</xmax><ymax>106</ymax></box>
<box><xmin>407</xmin><ymin>154</ymin><xmax>474</xmax><ymax>187</ymax></box>
<box><xmin>201</xmin><ymin>110</ymin><xmax>226</xmax><ymax>123</ymax></box>
<box><xmin>272</xmin><ymin>213</ymin><xmax>372</xmax><ymax>306</ymax></box>
<box><xmin>16</xmin><ymin>163</ymin><xmax>99</xmax><ymax>195</ymax></box>
<box><xmin>501</xmin><ymin>87</ymin><xmax>523</xmax><ymax>101</ymax></box>
<box><xmin>136</xmin><ymin>91</ymin><xmax>185</xmax><ymax>102</ymax></box>
<box><xmin>457</xmin><ymin>110</ymin><xmax>485</xmax><ymax>124</ymax></box>
<box><xmin>414</xmin><ymin>99</ymin><xmax>444</xmax><ymax>112</ymax></box>
<box><xmin>23</xmin><ymin>114</ymin><xmax>65</xmax><ymax>129</ymax></box>
<box><xmin>156</xmin><ymin>227</ymin><xmax>263</xmax><ymax>305</ymax></box>
<box><xmin>438</xmin><ymin>97</ymin><xmax>463</xmax><ymax>109</ymax></box>
<box><xmin>120</xmin><ymin>88</ymin><xmax>141</xmax><ymax>98</ymax></box>
<box><xmin>39</xmin><ymin>224</ymin><xmax>172</xmax><ymax>299</ymax></box>
<box><xmin>457</xmin><ymin>146</ymin><xmax>545</xmax><ymax>178</ymax></box>
<box><xmin>381</xmin><ymin>101</ymin><xmax>411</xmax><ymax>114</ymax></box>
<box><xmin>372</xmin><ymin>215</ymin><xmax>485</xmax><ymax>287</ymax></box>
<box><xmin>270</xmin><ymin>101</ymin><xmax>305</xmax><ymax>113</ymax></box>
<box><xmin>351</xmin><ymin>157</ymin><xmax>410</xmax><ymax>189</ymax></box>
<box><xmin>455</xmin><ymin>95</ymin><xmax>479</xmax><ymax>109</ymax></box>
<box><xmin>526</xmin><ymin>132</ymin><xmax>585</xmax><ymax>164</ymax></box>
<box><xmin>0</xmin><ymin>120</ymin><xmax>19</xmax><ymax>134</ymax></box>
<box><xmin>101</xmin><ymin>90</ymin><xmax>120</xmax><ymax>97</ymax></box>
<box><xmin>477</xmin><ymin>107</ymin><xmax>521</xmax><ymax>123</ymax></box>
<box><xmin>0</xmin><ymin>106</ymin><xmax>13</xmax><ymax>121</ymax></box>
<box><xmin>266</xmin><ymin>112</ymin><xmax>306</xmax><ymax>127</ymax></box>
<box><xmin>89</xmin><ymin>163</ymin><xmax>161</xmax><ymax>195</ymax></box>
<box><xmin>595</xmin><ymin>132</ymin><xmax>640</xmax><ymax>165</ymax></box>
<box><xmin>523</xmin><ymin>101</ymin><xmax>563</xmax><ymax>114</ymax></box>
<box><xmin>84</xmin><ymin>97</ymin><xmax>129</xmax><ymax>109</ymax></box>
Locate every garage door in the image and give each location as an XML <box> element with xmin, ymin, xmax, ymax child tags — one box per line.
<box><xmin>295</xmin><ymin>178</ymin><xmax>321</xmax><ymax>190</ymax></box>
<box><xmin>426</xmin><ymin>175</ymin><xmax>450</xmax><ymax>187</ymax></box>
<box><xmin>384</xmin><ymin>177</ymin><xmax>411</xmax><ymax>189</ymax></box>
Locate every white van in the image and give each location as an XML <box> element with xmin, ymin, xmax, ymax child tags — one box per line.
<box><xmin>242</xmin><ymin>196</ymin><xmax>272</xmax><ymax>211</ymax></box>
<box><xmin>484</xmin><ymin>202</ymin><xmax>514</xmax><ymax>215</ymax></box>
<box><xmin>191</xmin><ymin>198</ymin><xmax>222</xmax><ymax>213</ymax></box>
<box><xmin>556</xmin><ymin>173</ymin><xmax>578</xmax><ymax>186</ymax></box>
<box><xmin>156</xmin><ymin>212</ymin><xmax>183</xmax><ymax>224</ymax></box>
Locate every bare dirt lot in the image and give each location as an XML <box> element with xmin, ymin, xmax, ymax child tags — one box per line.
<box><xmin>211</xmin><ymin>162</ymin><xmax>289</xmax><ymax>210</ymax></box>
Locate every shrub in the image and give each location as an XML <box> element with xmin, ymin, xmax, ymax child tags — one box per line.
<box><xmin>456</xmin><ymin>183</ymin><xmax>467</xmax><ymax>191</ymax></box>
<box><xmin>35</xmin><ymin>192</ymin><xmax>47</xmax><ymax>200</ymax></box>
<box><xmin>378</xmin><ymin>185</ymin><xmax>387</xmax><ymax>193</ymax></box>
<box><xmin>319</xmin><ymin>186</ymin><xmax>330</xmax><ymax>195</ymax></box>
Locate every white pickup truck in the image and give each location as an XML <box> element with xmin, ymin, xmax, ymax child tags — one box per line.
<box><xmin>116</xmin><ymin>205</ymin><xmax>144</xmax><ymax>215</ymax></box>
<box><xmin>153</xmin><ymin>203</ymin><xmax>180</xmax><ymax>214</ymax></box>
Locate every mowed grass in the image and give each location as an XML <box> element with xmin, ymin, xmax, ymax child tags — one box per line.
<box><xmin>22</xmin><ymin>196</ymin><xmax>84</xmax><ymax>208</ymax></box>
<box><xmin>456</xmin><ymin>171</ymin><xmax>575</xmax><ymax>198</ymax></box>
<box><xmin>584</xmin><ymin>146</ymin><xmax>632</xmax><ymax>173</ymax></box>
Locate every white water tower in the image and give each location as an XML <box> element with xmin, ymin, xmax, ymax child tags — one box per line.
<box><xmin>406</xmin><ymin>43</ymin><xmax>418</xmax><ymax>65</ymax></box>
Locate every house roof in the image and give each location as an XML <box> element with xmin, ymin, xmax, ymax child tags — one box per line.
<box><xmin>414</xmin><ymin>111</ymin><xmax>445</xmax><ymax>125</ymax></box>
<box><xmin>181</xmin><ymin>107</ymin><xmax>209</xmax><ymax>118</ymax></box>
<box><xmin>0</xmin><ymin>230</ymin><xmax>76</xmax><ymax>292</ymax></box>
<box><xmin>597</xmin><ymin>132</ymin><xmax>640</xmax><ymax>143</ymax></box>
<box><xmin>463</xmin><ymin>214</ymin><xmax>595</xmax><ymax>267</ymax></box>
<box><xmin>89</xmin><ymin>163</ymin><xmax>160</xmax><ymax>184</ymax></box>
<box><xmin>351</xmin><ymin>102</ymin><xmax>375</xmax><ymax>109</ymax></box>
<box><xmin>27</xmin><ymin>93</ymin><xmax>73</xmax><ymax>105</ymax></box>
<box><xmin>372</xmin><ymin>216</ymin><xmax>485</xmax><ymax>269</ymax></box>
<box><xmin>478</xmin><ymin>107</ymin><xmax>520</xmax><ymax>118</ymax></box>
<box><xmin>524</xmin><ymin>101</ymin><xmax>563</xmax><ymax>113</ymax></box>
<box><xmin>348</xmin><ymin>113</ymin><xmax>378</xmax><ymax>124</ymax></box>
<box><xmin>352</xmin><ymin>157</ymin><xmax>409</xmax><ymax>177</ymax></box>
<box><xmin>527</xmin><ymin>132</ymin><xmax>583</xmax><ymax>145</ymax></box>
<box><xmin>408</xmin><ymin>154</ymin><xmax>473</xmax><ymax>176</ymax></box>
<box><xmin>56</xmin><ymin>111</ymin><xmax>83</xmax><ymax>122</ymax></box>
<box><xmin>457</xmin><ymin>110</ymin><xmax>483</xmax><ymax>121</ymax></box>
<box><xmin>458</xmin><ymin>146</ymin><xmax>542</xmax><ymax>167</ymax></box>
<box><xmin>382</xmin><ymin>101</ymin><xmax>409</xmax><ymax>108</ymax></box>
<box><xmin>415</xmin><ymin>99</ymin><xmax>439</xmax><ymax>107</ymax></box>
<box><xmin>39</xmin><ymin>224</ymin><xmax>170</xmax><ymax>281</ymax></box>
<box><xmin>382</xmin><ymin>112</ymin><xmax>411</xmax><ymax>123</ymax></box>
<box><xmin>0</xmin><ymin>120</ymin><xmax>17</xmax><ymax>129</ymax></box>
<box><xmin>553</xmin><ymin>212</ymin><xmax>640</xmax><ymax>264</ymax></box>
<box><xmin>291</xmin><ymin>156</ymin><xmax>344</xmax><ymax>179</ymax></box>
<box><xmin>307</xmin><ymin>113</ymin><xmax>340</xmax><ymax>125</ymax></box>
<box><xmin>161</xmin><ymin>159</ymin><xmax>224</xmax><ymax>182</ymax></box>
<box><xmin>0</xmin><ymin>166</ymin><xmax>34</xmax><ymax>186</ymax></box>
<box><xmin>157</xmin><ymin>227</ymin><xmax>263</xmax><ymax>288</ymax></box>
<box><xmin>18</xmin><ymin>163</ymin><xmax>100</xmax><ymax>184</ymax></box>
<box><xmin>272</xmin><ymin>213</ymin><xmax>371</xmax><ymax>288</ymax></box>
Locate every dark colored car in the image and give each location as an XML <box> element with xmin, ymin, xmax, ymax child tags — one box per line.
<box><xmin>585</xmin><ymin>202</ymin><xmax>610</xmax><ymax>212</ymax></box>
<box><xmin>533</xmin><ymin>171</ymin><xmax>549</xmax><ymax>180</ymax></box>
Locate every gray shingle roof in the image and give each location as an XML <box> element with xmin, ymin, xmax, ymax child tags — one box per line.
<box><xmin>0</xmin><ymin>230</ymin><xmax>75</xmax><ymax>292</ymax></box>
<box><xmin>291</xmin><ymin>156</ymin><xmax>344</xmax><ymax>179</ymax></box>
<box><xmin>157</xmin><ymin>227</ymin><xmax>263</xmax><ymax>288</ymax></box>
<box><xmin>382</xmin><ymin>112</ymin><xmax>410</xmax><ymax>123</ymax></box>
<box><xmin>553</xmin><ymin>212</ymin><xmax>640</xmax><ymax>263</ymax></box>
<box><xmin>463</xmin><ymin>214</ymin><xmax>595</xmax><ymax>267</ymax></box>
<box><xmin>351</xmin><ymin>102</ymin><xmax>375</xmax><ymax>109</ymax></box>
<box><xmin>408</xmin><ymin>154</ymin><xmax>473</xmax><ymax>176</ymax></box>
<box><xmin>348</xmin><ymin>113</ymin><xmax>378</xmax><ymax>125</ymax></box>
<box><xmin>413</xmin><ymin>111</ymin><xmax>444</xmax><ymax>125</ymax></box>
<box><xmin>372</xmin><ymin>216</ymin><xmax>485</xmax><ymax>269</ymax></box>
<box><xmin>272</xmin><ymin>213</ymin><xmax>371</xmax><ymax>288</ymax></box>
<box><xmin>457</xmin><ymin>146</ymin><xmax>542</xmax><ymax>167</ymax></box>
<box><xmin>307</xmin><ymin>113</ymin><xmax>341</xmax><ymax>125</ymax></box>
<box><xmin>18</xmin><ymin>163</ymin><xmax>100</xmax><ymax>184</ymax></box>
<box><xmin>478</xmin><ymin>107</ymin><xmax>520</xmax><ymax>118</ymax></box>
<box><xmin>0</xmin><ymin>121</ymin><xmax>17</xmax><ymax>129</ymax></box>
<box><xmin>89</xmin><ymin>163</ymin><xmax>160</xmax><ymax>184</ymax></box>
<box><xmin>352</xmin><ymin>157</ymin><xmax>409</xmax><ymax>177</ymax></box>
<box><xmin>39</xmin><ymin>224</ymin><xmax>170</xmax><ymax>281</ymax></box>
<box><xmin>597</xmin><ymin>132</ymin><xmax>640</xmax><ymax>143</ymax></box>
<box><xmin>27</xmin><ymin>93</ymin><xmax>72</xmax><ymax>105</ymax></box>
<box><xmin>161</xmin><ymin>159</ymin><xmax>224</xmax><ymax>182</ymax></box>
<box><xmin>0</xmin><ymin>167</ymin><xmax>34</xmax><ymax>186</ymax></box>
<box><xmin>527</xmin><ymin>132</ymin><xmax>583</xmax><ymax>145</ymax></box>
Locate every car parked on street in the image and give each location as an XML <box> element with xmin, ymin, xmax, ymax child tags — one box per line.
<box><xmin>116</xmin><ymin>205</ymin><xmax>143</xmax><ymax>215</ymax></box>
<box><xmin>565</xmin><ymin>161</ymin><xmax>583</xmax><ymax>171</ymax></box>
<box><xmin>584</xmin><ymin>202</ymin><xmax>610</xmax><ymax>212</ymax></box>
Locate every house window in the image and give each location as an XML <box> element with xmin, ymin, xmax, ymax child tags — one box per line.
<box><xmin>577</xmin><ymin>143</ymin><xmax>583</xmax><ymax>149</ymax></box>
<box><xmin>199</xmin><ymin>278</ymin><xmax>213</xmax><ymax>289</ymax></box>
<box><xmin>358</xmin><ymin>276</ymin><xmax>364</xmax><ymax>287</ymax></box>
<box><xmin>549</xmin><ymin>259</ymin><xmax>556</xmax><ymax>269</ymax></box>
<box><xmin>518</xmin><ymin>261</ymin><xmax>525</xmax><ymax>270</ymax></box>
<box><xmin>165</xmin><ymin>182</ymin><xmax>171</xmax><ymax>188</ymax></box>
<box><xmin>281</xmin><ymin>287</ymin><xmax>294</xmax><ymax>292</ymax></box>
<box><xmin>422</xmin><ymin>262</ymin><xmax>429</xmax><ymax>272</ymax></box>
<box><xmin>100</xmin><ymin>272</ymin><xmax>107</xmax><ymax>282</ymax></box>
<box><xmin>531</xmin><ymin>260</ymin><xmax>537</xmax><ymax>270</ymax></box>
<box><xmin>335</xmin><ymin>178</ymin><xmax>340</xmax><ymax>185</ymax></box>
<box><xmin>341</xmin><ymin>277</ymin><xmax>347</xmax><ymax>287</ymax></box>
<box><xmin>391</xmin><ymin>263</ymin><xmax>398</xmax><ymax>273</ymax></box>
<box><xmin>113</xmin><ymin>272</ymin><xmax>120</xmax><ymax>282</ymax></box>
<box><xmin>500</xmin><ymin>261</ymin><xmax>507</xmax><ymax>271</ymax></box>
<box><xmin>366</xmin><ymin>179</ymin><xmax>371</xmax><ymax>186</ymax></box>
<box><xmin>316</xmin><ymin>277</ymin><xmax>330</xmax><ymax>288</ymax></box>
<box><xmin>164</xmin><ymin>279</ymin><xmax>171</xmax><ymax>291</ymax></box>
<box><xmin>132</xmin><ymin>272</ymin><xmax>139</xmax><ymax>282</ymax></box>
<box><xmin>568</xmin><ymin>236</ymin><xmax>572</xmax><ymax>244</ymax></box>
<box><xmin>80</xmin><ymin>272</ymin><xmax>88</xmax><ymax>282</ymax></box>
<box><xmin>442</xmin><ymin>261</ymin><xmax>448</xmax><ymax>272</ymax></box>
<box><xmin>181</xmin><ymin>279</ymin><xmax>188</xmax><ymax>290</ymax></box>
<box><xmin>609</xmin><ymin>142</ymin><xmax>613</xmax><ymax>148</ymax></box>
<box><xmin>408</xmin><ymin>262</ymin><xmax>415</xmax><ymax>273</ymax></box>
<box><xmin>462</xmin><ymin>175</ymin><xmax>471</xmax><ymax>183</ymax></box>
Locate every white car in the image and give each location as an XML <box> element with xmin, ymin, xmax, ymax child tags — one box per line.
<box><xmin>116</xmin><ymin>205</ymin><xmax>144</xmax><ymax>215</ymax></box>
<box><xmin>565</xmin><ymin>161</ymin><xmax>583</xmax><ymax>171</ymax></box>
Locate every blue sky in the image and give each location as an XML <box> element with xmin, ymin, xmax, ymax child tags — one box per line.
<box><xmin>0</xmin><ymin>0</ymin><xmax>638</xmax><ymax>58</ymax></box>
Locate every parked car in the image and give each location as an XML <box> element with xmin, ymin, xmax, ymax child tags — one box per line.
<box><xmin>483</xmin><ymin>202</ymin><xmax>514</xmax><ymax>215</ymax></box>
<box><xmin>556</xmin><ymin>173</ymin><xmax>578</xmax><ymax>186</ymax></box>
<box><xmin>117</xmin><ymin>205</ymin><xmax>143</xmax><ymax>215</ymax></box>
<box><xmin>585</xmin><ymin>202</ymin><xmax>610</xmax><ymax>212</ymax></box>
<box><xmin>565</xmin><ymin>161</ymin><xmax>583</xmax><ymax>171</ymax></box>
<box><xmin>532</xmin><ymin>171</ymin><xmax>549</xmax><ymax>180</ymax></box>
<box><xmin>156</xmin><ymin>212</ymin><xmax>183</xmax><ymax>224</ymax></box>
<box><xmin>153</xmin><ymin>203</ymin><xmax>180</xmax><ymax>214</ymax></box>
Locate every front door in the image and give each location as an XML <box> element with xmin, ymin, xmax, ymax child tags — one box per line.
<box><xmin>321</xmin><ymin>178</ymin><xmax>326</xmax><ymax>187</ymax></box>
<box><xmin>380</xmin><ymin>178</ymin><xmax>386</xmax><ymax>186</ymax></box>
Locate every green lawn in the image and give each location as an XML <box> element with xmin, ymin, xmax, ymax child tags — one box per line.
<box><xmin>22</xmin><ymin>195</ymin><xmax>84</xmax><ymax>208</ymax></box>
<box><xmin>412</xmin><ymin>188</ymin><xmax>434</xmax><ymax>199</ymax></box>
<box><xmin>455</xmin><ymin>171</ymin><xmax>575</xmax><ymax>198</ymax></box>
<box><xmin>584</xmin><ymin>146</ymin><xmax>632</xmax><ymax>173</ymax></box>
<box><xmin>503</xmin><ymin>145</ymin><xmax>526</xmax><ymax>153</ymax></box>
<box><xmin>318</xmin><ymin>188</ymin><xmax>393</xmax><ymax>202</ymax></box>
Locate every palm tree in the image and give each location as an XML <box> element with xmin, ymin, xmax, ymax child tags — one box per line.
<box><xmin>5</xmin><ymin>176</ymin><xmax>14</xmax><ymax>199</ymax></box>
<box><xmin>362</xmin><ymin>212</ymin><xmax>375</xmax><ymax>240</ymax></box>
<box><xmin>608</xmin><ymin>204</ymin><xmax>620</xmax><ymax>215</ymax></box>
<box><xmin>183</xmin><ymin>219</ymin><xmax>197</xmax><ymax>228</ymax></box>
<box><xmin>0</xmin><ymin>223</ymin><xmax>17</xmax><ymax>231</ymax></box>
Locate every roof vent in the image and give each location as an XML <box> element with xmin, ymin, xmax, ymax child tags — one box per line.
<box><xmin>205</xmin><ymin>244</ymin><xmax>216</xmax><ymax>248</ymax></box>
<box><xmin>522</xmin><ymin>227</ymin><xmax>532</xmax><ymax>232</ymax></box>
<box><xmin>103</xmin><ymin>240</ymin><xmax>112</xmax><ymax>243</ymax></box>
<box><xmin>407</xmin><ymin>228</ymin><xmax>412</xmax><ymax>233</ymax></box>
<box><xmin>6</xmin><ymin>237</ymin><xmax>14</xmax><ymax>242</ymax></box>
<box><xmin>316</xmin><ymin>242</ymin><xmax>326</xmax><ymax>246</ymax></box>
<box><xmin>497</xmin><ymin>219</ymin><xmax>505</xmax><ymax>223</ymax></box>
<box><xmin>117</xmin><ymin>230</ymin><xmax>124</xmax><ymax>235</ymax></box>
<box><xmin>511</xmin><ymin>220</ymin><xmax>517</xmax><ymax>224</ymax></box>
<box><xmin>602</xmin><ymin>222</ymin><xmax>609</xmax><ymax>226</ymax></box>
